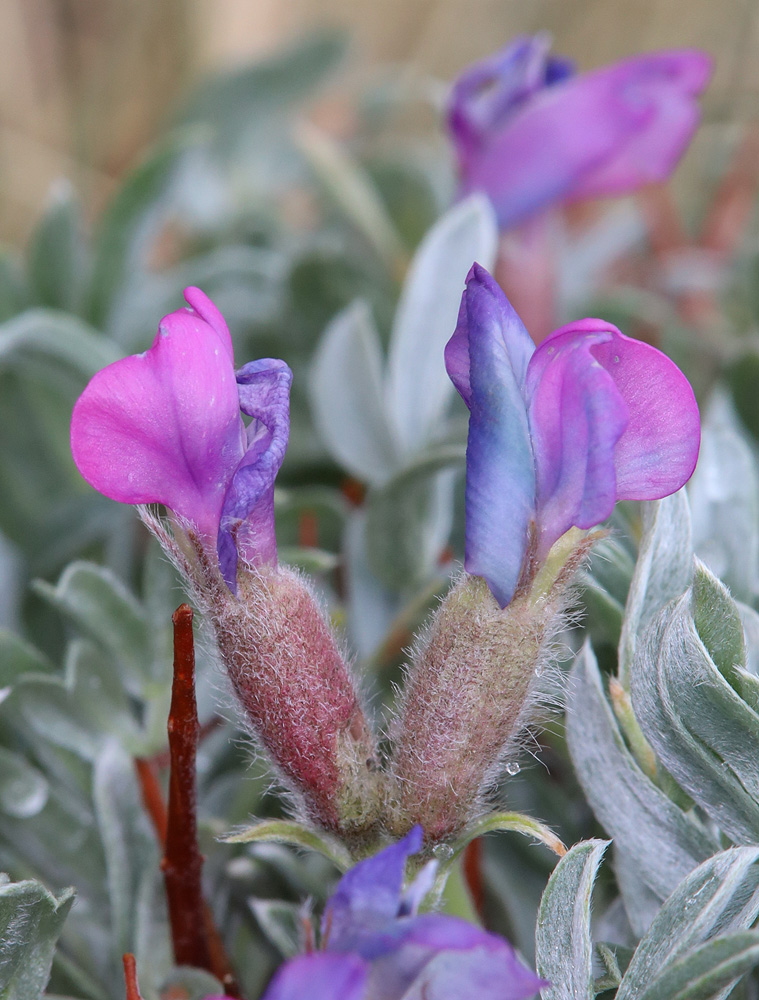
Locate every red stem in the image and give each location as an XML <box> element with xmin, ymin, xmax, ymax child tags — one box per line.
<box><xmin>462</xmin><ymin>838</ymin><xmax>486</xmax><ymax>920</ymax></box>
<box><xmin>122</xmin><ymin>954</ymin><xmax>144</xmax><ymax>1000</ymax></box>
<box><xmin>162</xmin><ymin>604</ymin><xmax>213</xmax><ymax>971</ymax></box>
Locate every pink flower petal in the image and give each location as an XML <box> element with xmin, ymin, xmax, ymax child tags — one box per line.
<box><xmin>71</xmin><ymin>289</ymin><xmax>245</xmax><ymax>539</ymax></box>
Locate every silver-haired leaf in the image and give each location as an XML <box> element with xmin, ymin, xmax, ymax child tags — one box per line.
<box><xmin>567</xmin><ymin>643</ymin><xmax>714</xmax><ymax>916</ymax></box>
<box><xmin>0</xmin><ymin>878</ymin><xmax>75</xmax><ymax>1000</ymax></box>
<box><xmin>689</xmin><ymin>393</ymin><xmax>759</xmax><ymax>603</ymax></box>
<box><xmin>636</xmin><ymin>931</ymin><xmax>759</xmax><ymax>1000</ymax></box>
<box><xmin>309</xmin><ymin>300</ymin><xmax>398</xmax><ymax>485</ymax></box>
<box><xmin>386</xmin><ymin>195</ymin><xmax>498</xmax><ymax>456</ymax></box>
<box><xmin>632</xmin><ymin>563</ymin><xmax>759</xmax><ymax>844</ymax></box>
<box><xmin>618</xmin><ymin>491</ymin><xmax>692</xmax><ymax>686</ymax></box>
<box><xmin>616</xmin><ymin>848</ymin><xmax>759</xmax><ymax>1000</ymax></box>
<box><xmin>535</xmin><ymin>839</ymin><xmax>609</xmax><ymax>1000</ymax></box>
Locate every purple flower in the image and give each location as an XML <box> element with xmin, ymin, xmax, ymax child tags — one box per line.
<box><xmin>261</xmin><ymin>827</ymin><xmax>544</xmax><ymax>1000</ymax></box>
<box><xmin>70</xmin><ymin>287</ymin><xmax>291</xmax><ymax>590</ymax></box>
<box><xmin>446</xmin><ymin>264</ymin><xmax>700</xmax><ymax>608</ymax></box>
<box><xmin>447</xmin><ymin>36</ymin><xmax>712</xmax><ymax>229</ymax></box>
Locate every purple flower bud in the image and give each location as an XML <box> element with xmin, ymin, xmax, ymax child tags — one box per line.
<box><xmin>446</xmin><ymin>264</ymin><xmax>700</xmax><ymax>608</ymax></box>
<box><xmin>261</xmin><ymin>828</ymin><xmax>545</xmax><ymax>1000</ymax></box>
<box><xmin>70</xmin><ymin>287</ymin><xmax>291</xmax><ymax>591</ymax></box>
<box><xmin>447</xmin><ymin>36</ymin><xmax>712</xmax><ymax>229</ymax></box>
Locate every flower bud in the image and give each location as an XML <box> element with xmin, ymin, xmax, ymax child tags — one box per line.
<box><xmin>387</xmin><ymin>534</ymin><xmax>592</xmax><ymax>844</ymax></box>
<box><xmin>210</xmin><ymin>565</ymin><xmax>383</xmax><ymax>842</ymax></box>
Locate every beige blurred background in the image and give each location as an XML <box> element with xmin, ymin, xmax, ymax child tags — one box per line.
<box><xmin>2</xmin><ymin>0</ymin><xmax>757</xmax><ymax>248</ymax></box>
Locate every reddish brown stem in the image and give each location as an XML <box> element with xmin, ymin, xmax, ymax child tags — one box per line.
<box><xmin>462</xmin><ymin>838</ymin><xmax>486</xmax><ymax>920</ymax></box>
<box><xmin>162</xmin><ymin>604</ymin><xmax>213</xmax><ymax>972</ymax></box>
<box><xmin>135</xmin><ymin>757</ymin><xmax>168</xmax><ymax>845</ymax></box>
<box><xmin>123</xmin><ymin>954</ymin><xmax>144</xmax><ymax>1000</ymax></box>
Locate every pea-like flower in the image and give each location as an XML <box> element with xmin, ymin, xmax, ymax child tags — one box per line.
<box><xmin>261</xmin><ymin>826</ymin><xmax>544</xmax><ymax>1000</ymax></box>
<box><xmin>70</xmin><ymin>286</ymin><xmax>291</xmax><ymax>591</ymax></box>
<box><xmin>446</xmin><ymin>264</ymin><xmax>700</xmax><ymax>608</ymax></box>
<box><xmin>447</xmin><ymin>35</ymin><xmax>712</xmax><ymax>229</ymax></box>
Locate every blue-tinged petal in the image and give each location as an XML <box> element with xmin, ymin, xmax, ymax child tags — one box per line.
<box><xmin>323</xmin><ymin>827</ymin><xmax>423</xmax><ymax>950</ymax></box>
<box><xmin>446</xmin><ymin>266</ymin><xmax>536</xmax><ymax>608</ymax></box>
<box><xmin>526</xmin><ymin>324</ymin><xmax>629</xmax><ymax>560</ymax></box>
<box><xmin>261</xmin><ymin>953</ymin><xmax>367</xmax><ymax>1000</ymax></box>
<box><xmin>445</xmin><ymin>264</ymin><xmax>535</xmax><ymax>406</ymax></box>
<box><xmin>399</xmin><ymin>943</ymin><xmax>546</xmax><ymax>999</ymax></box>
<box><xmin>217</xmin><ymin>359</ymin><xmax>292</xmax><ymax>589</ymax></box>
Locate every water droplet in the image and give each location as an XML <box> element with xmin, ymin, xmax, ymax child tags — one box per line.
<box><xmin>505</xmin><ymin>761</ymin><xmax>521</xmax><ymax>776</ymax></box>
<box><xmin>432</xmin><ymin>843</ymin><xmax>454</xmax><ymax>860</ymax></box>
<box><xmin>613</xmin><ymin>355</ymin><xmax>620</xmax><ymax>363</ymax></box>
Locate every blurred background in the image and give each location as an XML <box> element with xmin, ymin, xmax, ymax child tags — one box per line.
<box><xmin>3</xmin><ymin>0</ymin><xmax>757</xmax><ymax>247</ymax></box>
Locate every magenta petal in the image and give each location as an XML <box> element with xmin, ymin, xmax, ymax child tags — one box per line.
<box><xmin>217</xmin><ymin>359</ymin><xmax>292</xmax><ymax>589</ymax></box>
<box><xmin>584</xmin><ymin>323</ymin><xmax>700</xmax><ymax>500</ymax></box>
<box><xmin>569</xmin><ymin>51</ymin><xmax>712</xmax><ymax>199</ymax></box>
<box><xmin>262</xmin><ymin>953</ymin><xmax>367</xmax><ymax>1000</ymax></box>
<box><xmin>446</xmin><ymin>265</ymin><xmax>536</xmax><ymax>608</ymax></box>
<box><xmin>526</xmin><ymin>324</ymin><xmax>630</xmax><ymax>560</ymax></box>
<box><xmin>71</xmin><ymin>291</ymin><xmax>245</xmax><ymax>538</ymax></box>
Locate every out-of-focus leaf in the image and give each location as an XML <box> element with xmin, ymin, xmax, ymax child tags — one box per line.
<box><xmin>0</xmin><ymin>630</ymin><xmax>54</xmax><ymax>688</ymax></box>
<box><xmin>0</xmin><ymin>749</ymin><xmax>48</xmax><ymax>819</ymax></box>
<box><xmin>366</xmin><ymin>158</ymin><xmax>441</xmax><ymax>252</ymax></box>
<box><xmin>385</xmin><ymin>195</ymin><xmax>498</xmax><ymax>456</ymax></box>
<box><xmin>33</xmin><ymin>562</ymin><xmax>151</xmax><ymax>687</ymax></box>
<box><xmin>364</xmin><ymin>446</ymin><xmax>464</xmax><ymax>591</ymax></box>
<box><xmin>567</xmin><ymin>642</ymin><xmax>715</xmax><ymax>926</ymax></box>
<box><xmin>632</xmin><ymin>561</ymin><xmax>759</xmax><ymax>845</ymax></box>
<box><xmin>108</xmin><ymin>244</ymin><xmax>286</xmax><ymax>349</ymax></box>
<box><xmin>689</xmin><ymin>394</ymin><xmax>759</xmax><ymax>602</ymax></box>
<box><xmin>0</xmin><ymin>310</ymin><xmax>118</xmax><ymax>375</ymax></box>
<box><xmin>0</xmin><ymin>878</ymin><xmax>75</xmax><ymax>1000</ymax></box>
<box><xmin>343</xmin><ymin>509</ymin><xmax>400</xmax><ymax>660</ymax></box>
<box><xmin>616</xmin><ymin>848</ymin><xmax>759</xmax><ymax>1000</ymax></box>
<box><xmin>86</xmin><ymin>132</ymin><xmax>191</xmax><ymax>331</ymax></box>
<box><xmin>177</xmin><ymin>32</ymin><xmax>346</xmax><ymax>153</ymax></box>
<box><xmin>309</xmin><ymin>300</ymin><xmax>398</xmax><ymax>485</ymax></box>
<box><xmin>248</xmin><ymin>899</ymin><xmax>303</xmax><ymax>958</ymax></box>
<box><xmin>0</xmin><ymin>252</ymin><xmax>30</xmax><ymax>323</ymax></box>
<box><xmin>727</xmin><ymin>350</ymin><xmax>759</xmax><ymax>442</ymax></box>
<box><xmin>618</xmin><ymin>491</ymin><xmax>692</xmax><ymax>687</ymax></box>
<box><xmin>27</xmin><ymin>181</ymin><xmax>89</xmax><ymax>314</ymax></box>
<box><xmin>298</xmin><ymin>124</ymin><xmax>405</xmax><ymax>269</ymax></box>
<box><xmin>535</xmin><ymin>840</ymin><xmax>609</xmax><ymax>1000</ymax></box>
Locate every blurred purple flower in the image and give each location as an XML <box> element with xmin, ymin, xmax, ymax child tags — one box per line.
<box><xmin>447</xmin><ymin>35</ymin><xmax>712</xmax><ymax>229</ymax></box>
<box><xmin>70</xmin><ymin>287</ymin><xmax>291</xmax><ymax>590</ymax></box>
<box><xmin>446</xmin><ymin>264</ymin><xmax>700</xmax><ymax>607</ymax></box>
<box><xmin>262</xmin><ymin>827</ymin><xmax>544</xmax><ymax>1000</ymax></box>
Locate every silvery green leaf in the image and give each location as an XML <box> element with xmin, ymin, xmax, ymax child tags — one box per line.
<box><xmin>93</xmin><ymin>742</ymin><xmax>158</xmax><ymax>961</ymax></box>
<box><xmin>738</xmin><ymin>601</ymin><xmax>759</xmax><ymax>676</ymax></box>
<box><xmin>86</xmin><ymin>132</ymin><xmax>191</xmax><ymax>330</ymax></box>
<box><xmin>27</xmin><ymin>180</ymin><xmax>89</xmax><ymax>314</ymax></box>
<box><xmin>309</xmin><ymin>300</ymin><xmax>398</xmax><ymax>485</ymax></box>
<box><xmin>0</xmin><ymin>630</ymin><xmax>53</xmax><ymax>688</ymax></box>
<box><xmin>159</xmin><ymin>968</ymin><xmax>224</xmax><ymax>1000</ymax></box>
<box><xmin>0</xmin><ymin>748</ymin><xmax>48</xmax><ymax>819</ymax></box>
<box><xmin>618</xmin><ymin>490</ymin><xmax>692</xmax><ymax>686</ymax></box>
<box><xmin>177</xmin><ymin>31</ymin><xmax>345</xmax><ymax>154</ymax></box>
<box><xmin>248</xmin><ymin>899</ymin><xmax>303</xmax><ymax>958</ymax></box>
<box><xmin>297</xmin><ymin>124</ymin><xmax>405</xmax><ymax>268</ymax></box>
<box><xmin>689</xmin><ymin>393</ymin><xmax>759</xmax><ymax>602</ymax></box>
<box><xmin>364</xmin><ymin>446</ymin><xmax>464</xmax><ymax>591</ymax></box>
<box><xmin>632</xmin><ymin>562</ymin><xmax>759</xmax><ymax>844</ymax></box>
<box><xmin>616</xmin><ymin>848</ymin><xmax>759</xmax><ymax>1000</ymax></box>
<box><xmin>0</xmin><ymin>878</ymin><xmax>75</xmax><ymax>1000</ymax></box>
<box><xmin>567</xmin><ymin>643</ymin><xmax>715</xmax><ymax>913</ymax></box>
<box><xmin>343</xmin><ymin>509</ymin><xmax>400</xmax><ymax>660</ymax></box>
<box><xmin>385</xmin><ymin>195</ymin><xmax>498</xmax><ymax>455</ymax></box>
<box><xmin>0</xmin><ymin>310</ymin><xmax>118</xmax><ymax>376</ymax></box>
<box><xmin>635</xmin><ymin>931</ymin><xmax>759</xmax><ymax>1000</ymax></box>
<box><xmin>33</xmin><ymin>562</ymin><xmax>151</xmax><ymax>690</ymax></box>
<box><xmin>535</xmin><ymin>839</ymin><xmax>609</xmax><ymax>1000</ymax></box>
